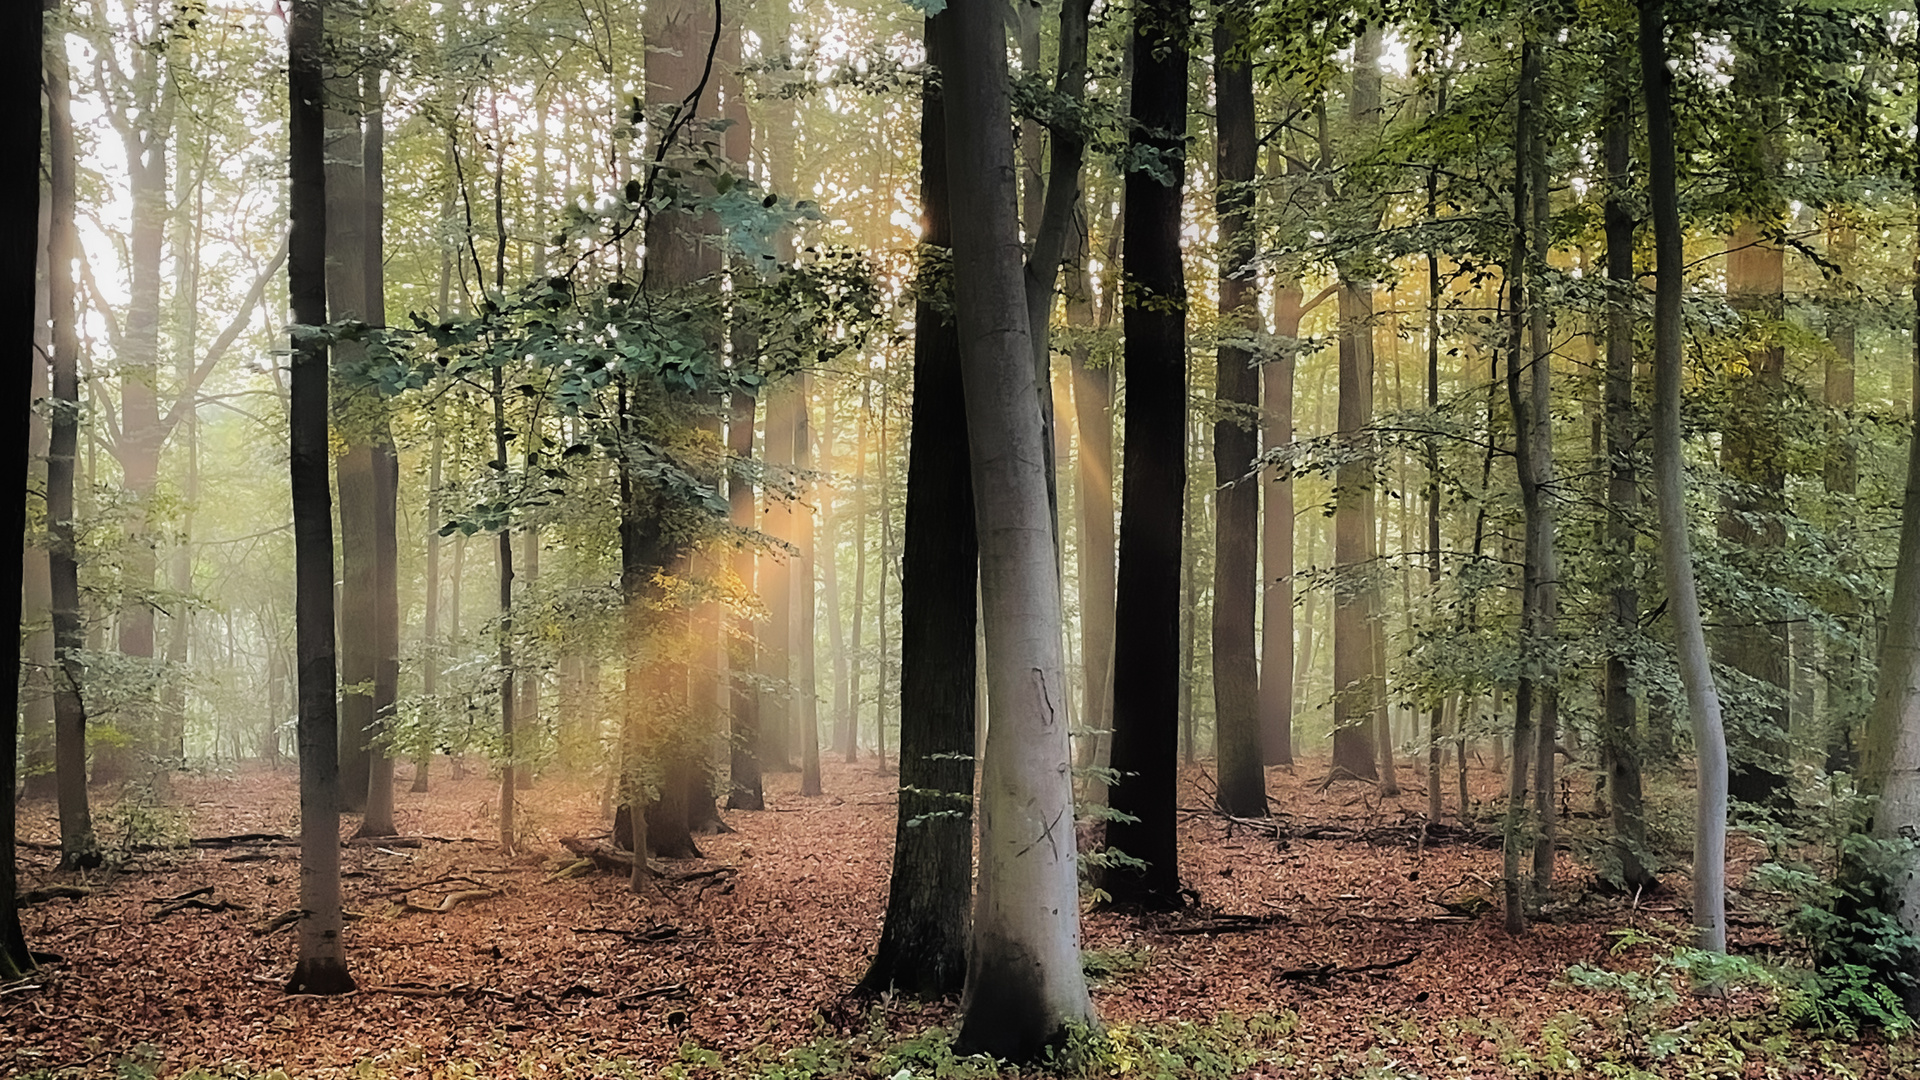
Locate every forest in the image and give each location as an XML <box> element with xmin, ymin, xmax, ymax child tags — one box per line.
<box><xmin>3</xmin><ymin>0</ymin><xmax>1920</xmax><ymax>1075</ymax></box>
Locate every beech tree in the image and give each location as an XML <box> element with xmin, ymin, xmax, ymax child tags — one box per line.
<box><xmin>1103</xmin><ymin>0</ymin><xmax>1192</xmax><ymax>912</ymax></box>
<box><xmin>1641</xmin><ymin>0</ymin><xmax>1727</xmax><ymax>955</ymax></box>
<box><xmin>940</xmin><ymin>0</ymin><xmax>1096</xmax><ymax>1058</ymax></box>
<box><xmin>285</xmin><ymin>0</ymin><xmax>355</xmax><ymax>995</ymax></box>
<box><xmin>857</xmin><ymin>14</ymin><xmax>975</xmax><ymax>997</ymax></box>
<box><xmin>1210</xmin><ymin>0</ymin><xmax>1264</xmax><ymax>817</ymax></box>
<box><xmin>45</xmin><ymin>15</ymin><xmax>98</xmax><ymax>871</ymax></box>
<box><xmin>0</xmin><ymin>0</ymin><xmax>44</xmax><ymax>985</ymax></box>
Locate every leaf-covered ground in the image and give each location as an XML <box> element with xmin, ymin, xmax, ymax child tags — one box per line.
<box><xmin>4</xmin><ymin>758</ymin><xmax>1911</xmax><ymax>1078</ymax></box>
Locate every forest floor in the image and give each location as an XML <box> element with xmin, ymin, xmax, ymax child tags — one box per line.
<box><xmin>3</xmin><ymin>756</ymin><xmax>1912</xmax><ymax>1079</ymax></box>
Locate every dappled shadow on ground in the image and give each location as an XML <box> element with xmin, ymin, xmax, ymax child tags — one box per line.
<box><xmin>2</xmin><ymin>757</ymin><xmax>1901</xmax><ymax>1077</ymax></box>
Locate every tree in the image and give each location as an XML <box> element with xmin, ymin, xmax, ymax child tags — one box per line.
<box><xmin>941</xmin><ymin>0</ymin><xmax>1097</xmax><ymax>1057</ymax></box>
<box><xmin>1640</xmin><ymin>0</ymin><xmax>1726</xmax><ymax>955</ymax></box>
<box><xmin>1330</xmin><ymin>24</ymin><xmax>1382</xmax><ymax>783</ymax></box>
<box><xmin>45</xmin><ymin>13</ymin><xmax>99</xmax><ymax>871</ymax></box>
<box><xmin>1</xmin><ymin>0</ymin><xmax>45</xmax><ymax>984</ymax></box>
<box><xmin>1210</xmin><ymin>0</ymin><xmax>1264</xmax><ymax>818</ymax></box>
<box><xmin>1600</xmin><ymin>62</ymin><xmax>1654</xmax><ymax>893</ymax></box>
<box><xmin>1103</xmin><ymin>0</ymin><xmax>1193</xmax><ymax>911</ymax></box>
<box><xmin>857</xmin><ymin>14</ymin><xmax>977</xmax><ymax>999</ymax></box>
<box><xmin>1854</xmin><ymin>78</ymin><xmax>1920</xmax><ymax>1020</ymax></box>
<box><xmin>285</xmin><ymin>0</ymin><xmax>355</xmax><ymax>995</ymax></box>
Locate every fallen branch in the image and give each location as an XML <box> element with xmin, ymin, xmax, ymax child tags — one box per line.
<box><xmin>1159</xmin><ymin>913</ymin><xmax>1288</xmax><ymax>936</ymax></box>
<box><xmin>17</xmin><ymin>885</ymin><xmax>91</xmax><ymax>905</ymax></box>
<box><xmin>146</xmin><ymin>885</ymin><xmax>214</xmax><ymax>905</ymax></box>
<box><xmin>402</xmin><ymin>889</ymin><xmax>497</xmax><ymax>915</ymax></box>
<box><xmin>373</xmin><ymin>874</ymin><xmax>493</xmax><ymax>900</ymax></box>
<box><xmin>1277</xmin><ymin>952</ymin><xmax>1418</xmax><ymax>985</ymax></box>
<box><xmin>571</xmin><ymin>923</ymin><xmax>681</xmax><ymax>944</ymax></box>
<box><xmin>561</xmin><ymin>836</ymin><xmax>637</xmax><ymax>874</ymax></box>
<box><xmin>151</xmin><ymin>896</ymin><xmax>245</xmax><ymax>921</ymax></box>
<box><xmin>612</xmin><ymin>982</ymin><xmax>688</xmax><ymax>1008</ymax></box>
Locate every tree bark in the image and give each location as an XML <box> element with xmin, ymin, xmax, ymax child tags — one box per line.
<box><xmin>325</xmin><ymin>35</ymin><xmax>375</xmax><ymax>813</ymax></box>
<box><xmin>721</xmin><ymin>29</ymin><xmax>764</xmax><ymax>809</ymax></box>
<box><xmin>2</xmin><ymin>0</ymin><xmax>45</xmax><ymax>983</ymax></box>
<box><xmin>1103</xmin><ymin>0</ymin><xmax>1192</xmax><ymax>911</ymax></box>
<box><xmin>942</xmin><ymin>5</ymin><xmax>1098</xmax><ymax>1055</ymax></box>
<box><xmin>1210</xmin><ymin>1</ymin><xmax>1265</xmax><ymax>817</ymax></box>
<box><xmin>1331</xmin><ymin>25</ymin><xmax>1382</xmax><ymax>781</ymax></box>
<box><xmin>46</xmin><ymin>24</ymin><xmax>98</xmax><ymax>870</ymax></box>
<box><xmin>285</xmin><ymin>0</ymin><xmax>354</xmax><ymax>995</ymax></box>
<box><xmin>1602</xmin><ymin>76</ymin><xmax>1654</xmax><ymax>891</ymax></box>
<box><xmin>797</xmin><ymin>377</ymin><xmax>823</xmax><ymax>797</ymax></box>
<box><xmin>1859</xmin><ymin>151</ymin><xmax>1920</xmax><ymax>1016</ymax></box>
<box><xmin>761</xmin><ymin>379</ymin><xmax>797</xmax><ymax>771</ymax></box>
<box><xmin>858</xmin><ymin>23</ymin><xmax>977</xmax><ymax>994</ymax></box>
<box><xmin>1642</xmin><ymin>0</ymin><xmax>1727</xmax><ymax>954</ymax></box>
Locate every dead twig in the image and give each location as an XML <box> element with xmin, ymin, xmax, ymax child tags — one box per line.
<box><xmin>1277</xmin><ymin>952</ymin><xmax>1419</xmax><ymax>985</ymax></box>
<box><xmin>402</xmin><ymin>889</ymin><xmax>497</xmax><ymax>915</ymax></box>
<box><xmin>612</xmin><ymin>982</ymin><xmax>688</xmax><ymax>1008</ymax></box>
<box><xmin>16</xmin><ymin>885</ymin><xmax>91</xmax><ymax>905</ymax></box>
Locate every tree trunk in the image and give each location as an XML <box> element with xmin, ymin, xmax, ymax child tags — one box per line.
<box><xmin>721</xmin><ymin>30</ymin><xmax>765</xmax><ymax>808</ymax></box>
<box><xmin>1524</xmin><ymin>46</ymin><xmax>1560</xmax><ymax>902</ymax></box>
<box><xmin>1070</xmin><ymin>222</ymin><xmax>1117</xmax><ymax>775</ymax></box>
<box><xmin>1502</xmin><ymin>37</ymin><xmax>1541</xmax><ymax>934</ymax></box>
<box><xmin>285</xmin><ymin>0</ymin><xmax>354</xmax><ymax>995</ymax></box>
<box><xmin>727</xmin><ymin>387</ymin><xmax>765</xmax><ymax>809</ymax></box>
<box><xmin>1210</xmin><ymin>1</ymin><xmax>1264</xmax><ymax>817</ymax></box>
<box><xmin>1</xmin><ymin>0</ymin><xmax>43</xmax><ymax>982</ymax></box>
<box><xmin>875</xmin><ymin>391</ymin><xmax>893</xmax><ymax>771</ymax></box>
<box><xmin>797</xmin><ymin>377</ymin><xmax>823</xmax><ymax>797</ymax></box>
<box><xmin>1602</xmin><ymin>76</ymin><xmax>1654</xmax><ymax>892</ymax></box>
<box><xmin>416</xmin><ymin>432</ymin><xmax>443</xmax><ymax>793</ymax></box>
<box><xmin>941</xmin><ymin>6</ymin><xmax>1098</xmax><ymax>1055</ymax></box>
<box><xmin>1642</xmin><ymin>0</ymin><xmax>1727</xmax><ymax>954</ymax></box>
<box><xmin>1858</xmin><ymin>117</ymin><xmax>1920</xmax><ymax>1012</ymax></box>
<box><xmin>848</xmin><ymin>377</ymin><xmax>871</xmax><ymax>762</ymax></box>
<box><xmin>46</xmin><ymin>28</ymin><xmax>98</xmax><ymax>870</ymax></box>
<box><xmin>819</xmin><ymin>398</ymin><xmax>853</xmax><ymax>762</ymax></box>
<box><xmin>1331</xmin><ymin>26</ymin><xmax>1382</xmax><ymax>782</ymax></box>
<box><xmin>359</xmin><ymin>67</ymin><xmax>400</xmax><ymax>837</ymax></box>
<box><xmin>1103</xmin><ymin>0</ymin><xmax>1191</xmax><ymax>911</ymax></box>
<box><xmin>858</xmin><ymin>27</ymin><xmax>977</xmax><ymax>994</ymax></box>
<box><xmin>1718</xmin><ymin>220</ymin><xmax>1791</xmax><ymax>807</ymax></box>
<box><xmin>1260</xmin><ymin>273</ymin><xmax>1298</xmax><ymax>768</ymax></box>
<box><xmin>21</xmin><ymin>192</ymin><xmax>53</xmax><ymax>798</ymax></box>
<box><xmin>326</xmin><ymin>42</ymin><xmax>375</xmax><ymax>813</ymax></box>
<box><xmin>761</xmin><ymin>379</ymin><xmax>796</xmax><ymax>771</ymax></box>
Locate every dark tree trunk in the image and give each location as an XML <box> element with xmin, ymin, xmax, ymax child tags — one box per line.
<box><xmin>1210</xmin><ymin>1</ymin><xmax>1264</xmax><ymax>817</ymax></box>
<box><xmin>46</xmin><ymin>26</ymin><xmax>98</xmax><ymax>870</ymax></box>
<box><xmin>1601</xmin><ymin>77</ymin><xmax>1654</xmax><ymax>892</ymax></box>
<box><xmin>1331</xmin><ymin>27</ymin><xmax>1382</xmax><ymax>782</ymax></box>
<box><xmin>2</xmin><ymin>0</ymin><xmax>45</xmax><ymax>983</ymax></box>
<box><xmin>858</xmin><ymin>21</ymin><xmax>977</xmax><ymax>993</ymax></box>
<box><xmin>1103</xmin><ymin>0</ymin><xmax>1190</xmax><ymax>911</ymax></box>
<box><xmin>285</xmin><ymin>0</ymin><xmax>354</xmax><ymax>995</ymax></box>
<box><xmin>1717</xmin><ymin>63</ymin><xmax>1791</xmax><ymax>809</ymax></box>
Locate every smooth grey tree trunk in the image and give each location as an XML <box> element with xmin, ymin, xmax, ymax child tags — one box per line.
<box><xmin>941</xmin><ymin>3</ymin><xmax>1097</xmax><ymax>1058</ymax></box>
<box><xmin>1642</xmin><ymin>0</ymin><xmax>1727</xmax><ymax>954</ymax></box>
